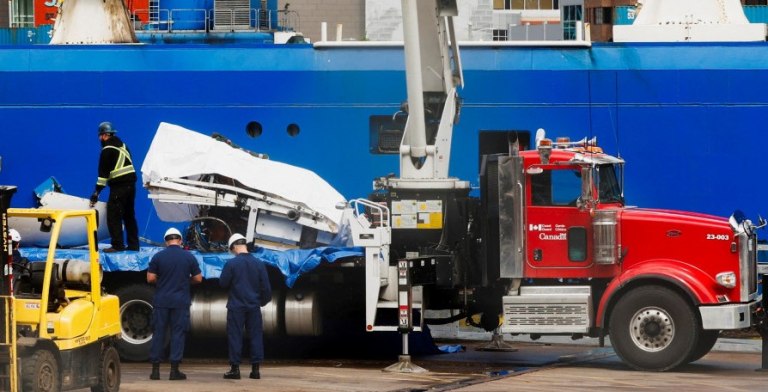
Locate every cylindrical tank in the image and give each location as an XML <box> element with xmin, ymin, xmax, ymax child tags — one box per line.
<box><xmin>117</xmin><ymin>283</ymin><xmax>323</xmax><ymax>361</ymax></box>
<box><xmin>190</xmin><ymin>289</ymin><xmax>283</xmax><ymax>336</ymax></box>
<box><xmin>285</xmin><ymin>290</ymin><xmax>322</xmax><ymax>336</ymax></box>
<box><xmin>55</xmin><ymin>259</ymin><xmax>102</xmax><ymax>286</ymax></box>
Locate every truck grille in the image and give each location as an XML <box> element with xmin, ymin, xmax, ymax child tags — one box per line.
<box><xmin>739</xmin><ymin>233</ymin><xmax>758</xmax><ymax>302</ymax></box>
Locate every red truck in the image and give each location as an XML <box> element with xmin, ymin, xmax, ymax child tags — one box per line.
<box><xmin>373</xmin><ymin>132</ymin><xmax>764</xmax><ymax>372</ymax></box>
<box><xmin>361</xmin><ymin>0</ymin><xmax>764</xmax><ymax>372</ymax></box>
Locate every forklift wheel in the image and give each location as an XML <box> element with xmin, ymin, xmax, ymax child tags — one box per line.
<box><xmin>22</xmin><ymin>348</ymin><xmax>60</xmax><ymax>392</ymax></box>
<box><xmin>91</xmin><ymin>345</ymin><xmax>120</xmax><ymax>392</ymax></box>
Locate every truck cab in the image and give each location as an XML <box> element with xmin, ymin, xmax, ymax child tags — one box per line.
<box><xmin>479</xmin><ymin>131</ymin><xmax>761</xmax><ymax>371</ymax></box>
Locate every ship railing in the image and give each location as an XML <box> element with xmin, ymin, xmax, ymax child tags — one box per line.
<box><xmin>212</xmin><ymin>8</ymin><xmax>298</xmax><ymax>33</ymax></box>
<box><xmin>249</xmin><ymin>9</ymin><xmax>299</xmax><ymax>32</ymax></box>
<box><xmin>133</xmin><ymin>8</ymin><xmax>209</xmax><ymax>33</ymax></box>
<box><xmin>132</xmin><ymin>8</ymin><xmax>172</xmax><ymax>32</ymax></box>
<box><xmin>10</xmin><ymin>14</ymin><xmax>34</xmax><ymax>29</ymax></box>
<box><xmin>130</xmin><ymin>8</ymin><xmax>300</xmax><ymax>34</ymax></box>
<box><xmin>169</xmin><ymin>9</ymin><xmax>209</xmax><ymax>32</ymax></box>
<box><xmin>251</xmin><ymin>8</ymin><xmax>272</xmax><ymax>31</ymax></box>
<box><xmin>275</xmin><ymin>10</ymin><xmax>300</xmax><ymax>32</ymax></box>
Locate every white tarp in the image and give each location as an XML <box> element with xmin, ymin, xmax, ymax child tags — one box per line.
<box><xmin>141</xmin><ymin>122</ymin><xmax>346</xmax><ymax>228</ymax></box>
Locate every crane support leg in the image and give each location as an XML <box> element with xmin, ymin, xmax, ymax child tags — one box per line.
<box><xmin>383</xmin><ymin>259</ymin><xmax>427</xmax><ymax>373</ymax></box>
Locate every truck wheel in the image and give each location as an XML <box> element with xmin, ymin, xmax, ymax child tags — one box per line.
<box><xmin>687</xmin><ymin>330</ymin><xmax>719</xmax><ymax>363</ymax></box>
<box><xmin>608</xmin><ymin>285</ymin><xmax>699</xmax><ymax>371</ymax></box>
<box><xmin>115</xmin><ymin>284</ymin><xmax>155</xmax><ymax>361</ymax></box>
<box><xmin>91</xmin><ymin>345</ymin><xmax>120</xmax><ymax>392</ymax></box>
<box><xmin>22</xmin><ymin>348</ymin><xmax>60</xmax><ymax>392</ymax></box>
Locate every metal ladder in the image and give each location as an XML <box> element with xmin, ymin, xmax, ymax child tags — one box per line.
<box><xmin>149</xmin><ymin>0</ymin><xmax>160</xmax><ymax>24</ymax></box>
<box><xmin>0</xmin><ymin>293</ymin><xmax>18</xmax><ymax>392</ymax></box>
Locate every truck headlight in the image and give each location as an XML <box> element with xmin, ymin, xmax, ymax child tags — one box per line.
<box><xmin>716</xmin><ymin>272</ymin><xmax>737</xmax><ymax>289</ymax></box>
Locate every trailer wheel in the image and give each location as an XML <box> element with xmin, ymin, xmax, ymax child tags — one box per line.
<box><xmin>687</xmin><ymin>330</ymin><xmax>719</xmax><ymax>364</ymax></box>
<box><xmin>115</xmin><ymin>284</ymin><xmax>155</xmax><ymax>361</ymax></box>
<box><xmin>91</xmin><ymin>345</ymin><xmax>120</xmax><ymax>392</ymax></box>
<box><xmin>608</xmin><ymin>285</ymin><xmax>699</xmax><ymax>371</ymax></box>
<box><xmin>22</xmin><ymin>348</ymin><xmax>60</xmax><ymax>392</ymax></box>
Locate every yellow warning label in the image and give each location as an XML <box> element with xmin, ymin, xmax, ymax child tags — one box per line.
<box><xmin>416</xmin><ymin>212</ymin><xmax>443</xmax><ymax>229</ymax></box>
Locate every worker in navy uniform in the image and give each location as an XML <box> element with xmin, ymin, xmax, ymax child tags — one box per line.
<box><xmin>89</xmin><ymin>121</ymin><xmax>140</xmax><ymax>252</ymax></box>
<box><xmin>220</xmin><ymin>233</ymin><xmax>272</xmax><ymax>380</ymax></box>
<box><xmin>147</xmin><ymin>227</ymin><xmax>203</xmax><ymax>381</ymax></box>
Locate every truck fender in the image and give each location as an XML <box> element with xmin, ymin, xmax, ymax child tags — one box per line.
<box><xmin>595</xmin><ymin>259</ymin><xmax>718</xmax><ymax>328</ymax></box>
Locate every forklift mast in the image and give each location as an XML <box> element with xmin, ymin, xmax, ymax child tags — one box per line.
<box><xmin>0</xmin><ymin>185</ymin><xmax>18</xmax><ymax>392</ymax></box>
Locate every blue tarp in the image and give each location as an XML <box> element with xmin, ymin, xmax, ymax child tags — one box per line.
<box><xmin>20</xmin><ymin>246</ymin><xmax>364</xmax><ymax>288</ymax></box>
<box><xmin>438</xmin><ymin>344</ymin><xmax>465</xmax><ymax>354</ymax></box>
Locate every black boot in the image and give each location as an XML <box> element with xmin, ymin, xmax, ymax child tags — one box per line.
<box><xmin>169</xmin><ymin>362</ymin><xmax>187</xmax><ymax>380</ymax></box>
<box><xmin>223</xmin><ymin>364</ymin><xmax>240</xmax><ymax>379</ymax></box>
<box><xmin>149</xmin><ymin>363</ymin><xmax>160</xmax><ymax>380</ymax></box>
<box><xmin>249</xmin><ymin>363</ymin><xmax>260</xmax><ymax>379</ymax></box>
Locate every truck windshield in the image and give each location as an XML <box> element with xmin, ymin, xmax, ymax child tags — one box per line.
<box><xmin>597</xmin><ymin>164</ymin><xmax>623</xmax><ymax>204</ymax></box>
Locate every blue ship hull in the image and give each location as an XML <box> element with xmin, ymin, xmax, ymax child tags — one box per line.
<box><xmin>1</xmin><ymin>41</ymin><xmax>766</xmax><ymax>242</ymax></box>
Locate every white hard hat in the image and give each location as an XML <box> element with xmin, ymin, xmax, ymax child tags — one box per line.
<box><xmin>228</xmin><ymin>233</ymin><xmax>247</xmax><ymax>250</ymax></box>
<box><xmin>164</xmin><ymin>227</ymin><xmax>182</xmax><ymax>241</ymax></box>
<box><xmin>8</xmin><ymin>229</ymin><xmax>20</xmax><ymax>243</ymax></box>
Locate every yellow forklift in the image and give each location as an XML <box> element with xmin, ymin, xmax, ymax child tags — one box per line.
<box><xmin>0</xmin><ymin>186</ymin><xmax>122</xmax><ymax>392</ymax></box>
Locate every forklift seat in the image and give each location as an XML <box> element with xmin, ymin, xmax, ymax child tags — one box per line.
<box><xmin>28</xmin><ymin>262</ymin><xmax>62</xmax><ymax>312</ymax></box>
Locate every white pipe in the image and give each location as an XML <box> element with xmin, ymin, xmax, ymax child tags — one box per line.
<box><xmin>400</xmin><ymin>0</ymin><xmax>426</xmax><ymax>158</ymax></box>
<box><xmin>336</xmin><ymin>23</ymin><xmax>342</xmax><ymax>41</ymax></box>
<box><xmin>576</xmin><ymin>21</ymin><xmax>583</xmax><ymax>41</ymax></box>
<box><xmin>321</xmin><ymin>21</ymin><xmax>327</xmax><ymax>42</ymax></box>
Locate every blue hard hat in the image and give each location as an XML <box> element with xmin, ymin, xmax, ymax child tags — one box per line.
<box><xmin>98</xmin><ymin>122</ymin><xmax>117</xmax><ymax>135</ymax></box>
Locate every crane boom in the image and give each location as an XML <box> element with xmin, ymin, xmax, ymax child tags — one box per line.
<box><xmin>397</xmin><ymin>0</ymin><xmax>465</xmax><ymax>185</ymax></box>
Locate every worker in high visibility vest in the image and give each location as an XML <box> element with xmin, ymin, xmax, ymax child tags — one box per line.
<box><xmin>90</xmin><ymin>121</ymin><xmax>140</xmax><ymax>252</ymax></box>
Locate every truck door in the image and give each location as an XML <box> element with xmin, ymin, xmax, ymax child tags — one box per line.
<box><xmin>526</xmin><ymin>166</ymin><xmax>592</xmax><ymax>275</ymax></box>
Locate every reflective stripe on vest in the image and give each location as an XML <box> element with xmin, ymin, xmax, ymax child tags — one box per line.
<box><xmin>103</xmin><ymin>144</ymin><xmax>135</xmax><ymax>180</ymax></box>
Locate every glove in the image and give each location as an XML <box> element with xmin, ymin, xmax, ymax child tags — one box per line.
<box><xmin>89</xmin><ymin>192</ymin><xmax>99</xmax><ymax>207</ymax></box>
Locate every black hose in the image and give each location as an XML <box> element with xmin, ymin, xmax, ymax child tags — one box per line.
<box><xmin>424</xmin><ymin>312</ymin><xmax>467</xmax><ymax>325</ymax></box>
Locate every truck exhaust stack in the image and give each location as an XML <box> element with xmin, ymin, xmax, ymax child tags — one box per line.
<box><xmin>50</xmin><ymin>0</ymin><xmax>138</xmax><ymax>44</ymax></box>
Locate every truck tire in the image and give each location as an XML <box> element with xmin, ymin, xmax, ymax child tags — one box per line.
<box><xmin>608</xmin><ymin>285</ymin><xmax>699</xmax><ymax>371</ymax></box>
<box><xmin>687</xmin><ymin>330</ymin><xmax>719</xmax><ymax>364</ymax></box>
<box><xmin>91</xmin><ymin>345</ymin><xmax>120</xmax><ymax>392</ymax></box>
<box><xmin>115</xmin><ymin>284</ymin><xmax>155</xmax><ymax>361</ymax></box>
<box><xmin>22</xmin><ymin>348</ymin><xmax>60</xmax><ymax>392</ymax></box>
